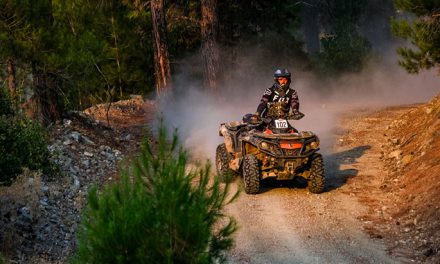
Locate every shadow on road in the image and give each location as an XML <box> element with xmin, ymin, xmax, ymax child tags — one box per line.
<box><xmin>324</xmin><ymin>145</ymin><xmax>371</xmax><ymax>192</ymax></box>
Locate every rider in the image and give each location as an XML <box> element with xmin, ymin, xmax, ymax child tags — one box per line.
<box><xmin>221</xmin><ymin>68</ymin><xmax>300</xmax><ymax>154</ymax></box>
<box><xmin>253</xmin><ymin>68</ymin><xmax>299</xmax><ymax>121</ymax></box>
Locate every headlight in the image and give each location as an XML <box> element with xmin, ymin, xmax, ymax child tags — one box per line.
<box><xmin>260</xmin><ymin>142</ymin><xmax>269</xmax><ymax>149</ymax></box>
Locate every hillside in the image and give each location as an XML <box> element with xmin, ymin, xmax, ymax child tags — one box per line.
<box><xmin>337</xmin><ymin>93</ymin><xmax>440</xmax><ymax>263</ymax></box>
<box><xmin>381</xmin><ymin>94</ymin><xmax>440</xmax><ymax>262</ymax></box>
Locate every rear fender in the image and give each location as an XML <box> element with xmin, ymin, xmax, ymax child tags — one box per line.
<box><xmin>219</xmin><ymin>123</ymin><xmax>226</xmax><ymax>137</ymax></box>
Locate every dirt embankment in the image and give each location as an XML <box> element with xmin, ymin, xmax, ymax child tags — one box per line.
<box><xmin>353</xmin><ymin>94</ymin><xmax>440</xmax><ymax>263</ymax></box>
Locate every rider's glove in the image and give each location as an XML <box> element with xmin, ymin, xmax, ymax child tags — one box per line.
<box><xmin>251</xmin><ymin>113</ymin><xmax>260</xmax><ymax>122</ymax></box>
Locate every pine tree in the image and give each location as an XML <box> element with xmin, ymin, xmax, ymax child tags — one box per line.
<box><xmin>313</xmin><ymin>0</ymin><xmax>372</xmax><ymax>74</ymax></box>
<box><xmin>73</xmin><ymin>124</ymin><xmax>238</xmax><ymax>263</ymax></box>
<box><xmin>0</xmin><ymin>0</ymin><xmax>63</xmax><ymax>123</ymax></box>
<box><xmin>201</xmin><ymin>0</ymin><xmax>220</xmax><ymax>93</ymax></box>
<box><xmin>151</xmin><ymin>0</ymin><xmax>172</xmax><ymax>96</ymax></box>
<box><xmin>392</xmin><ymin>0</ymin><xmax>440</xmax><ymax>73</ymax></box>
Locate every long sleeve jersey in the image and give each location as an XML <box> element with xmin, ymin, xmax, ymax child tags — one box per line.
<box><xmin>256</xmin><ymin>84</ymin><xmax>300</xmax><ymax>117</ymax></box>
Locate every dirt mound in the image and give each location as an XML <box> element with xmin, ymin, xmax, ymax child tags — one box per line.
<box><xmin>84</xmin><ymin>95</ymin><xmax>156</xmax><ymax>130</ymax></box>
<box><xmin>381</xmin><ymin>93</ymin><xmax>440</xmax><ymax>262</ymax></box>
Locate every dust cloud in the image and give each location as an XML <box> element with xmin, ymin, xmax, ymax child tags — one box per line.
<box><xmin>157</xmin><ymin>47</ymin><xmax>439</xmax><ymax>162</ymax></box>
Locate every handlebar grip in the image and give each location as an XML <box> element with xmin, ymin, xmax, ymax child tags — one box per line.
<box><xmin>289</xmin><ymin>111</ymin><xmax>305</xmax><ymax>120</ymax></box>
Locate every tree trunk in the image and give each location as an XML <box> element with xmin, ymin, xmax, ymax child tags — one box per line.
<box><xmin>201</xmin><ymin>0</ymin><xmax>220</xmax><ymax>93</ymax></box>
<box><xmin>6</xmin><ymin>57</ymin><xmax>16</xmax><ymax>97</ymax></box>
<box><xmin>32</xmin><ymin>62</ymin><xmax>61</xmax><ymax>124</ymax></box>
<box><xmin>301</xmin><ymin>1</ymin><xmax>320</xmax><ymax>54</ymax></box>
<box><xmin>151</xmin><ymin>0</ymin><xmax>172</xmax><ymax>97</ymax></box>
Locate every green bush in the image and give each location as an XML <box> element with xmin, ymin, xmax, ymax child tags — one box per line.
<box><xmin>0</xmin><ymin>86</ymin><xmax>14</xmax><ymax>117</ymax></box>
<box><xmin>73</xmin><ymin>125</ymin><xmax>239</xmax><ymax>264</ymax></box>
<box><xmin>0</xmin><ymin>116</ymin><xmax>51</xmax><ymax>185</ymax></box>
<box><xmin>313</xmin><ymin>28</ymin><xmax>371</xmax><ymax>75</ymax></box>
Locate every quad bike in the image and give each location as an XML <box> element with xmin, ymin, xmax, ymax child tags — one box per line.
<box><xmin>216</xmin><ymin>102</ymin><xmax>325</xmax><ymax>194</ymax></box>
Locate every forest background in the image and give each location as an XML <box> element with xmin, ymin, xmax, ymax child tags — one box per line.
<box><xmin>1</xmin><ymin>0</ymin><xmax>438</xmax><ymax>125</ymax></box>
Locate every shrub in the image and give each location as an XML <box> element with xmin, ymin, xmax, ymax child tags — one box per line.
<box><xmin>0</xmin><ymin>116</ymin><xmax>51</xmax><ymax>185</ymax></box>
<box><xmin>313</xmin><ymin>28</ymin><xmax>371</xmax><ymax>75</ymax></box>
<box><xmin>0</xmin><ymin>86</ymin><xmax>14</xmax><ymax>117</ymax></box>
<box><xmin>73</xmin><ymin>125</ymin><xmax>239</xmax><ymax>264</ymax></box>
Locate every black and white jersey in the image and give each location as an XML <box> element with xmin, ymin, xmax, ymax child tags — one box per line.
<box><xmin>256</xmin><ymin>84</ymin><xmax>299</xmax><ymax>117</ymax></box>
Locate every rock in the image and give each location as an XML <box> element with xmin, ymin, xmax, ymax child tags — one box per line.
<box><xmin>69</xmin><ymin>131</ymin><xmax>82</xmax><ymax>142</ymax></box>
<box><xmin>390</xmin><ymin>138</ymin><xmax>400</xmax><ymax>145</ymax></box>
<box><xmin>100</xmin><ymin>145</ymin><xmax>112</xmax><ymax>152</ymax></box>
<box><xmin>81</xmin><ymin>135</ymin><xmax>95</xmax><ymax>145</ymax></box>
<box><xmin>63</xmin><ymin>139</ymin><xmax>72</xmax><ymax>145</ymax></box>
<box><xmin>84</xmin><ymin>151</ymin><xmax>94</xmax><ymax>157</ymax></box>
<box><xmin>423</xmin><ymin>247</ymin><xmax>434</xmax><ymax>257</ymax></box>
<box><xmin>81</xmin><ymin>160</ymin><xmax>91</xmax><ymax>167</ymax></box>
<box><xmin>389</xmin><ymin>150</ymin><xmax>403</xmax><ymax>159</ymax></box>
<box><xmin>18</xmin><ymin>207</ymin><xmax>33</xmax><ymax>222</ymax></box>
<box><xmin>101</xmin><ymin>151</ymin><xmax>115</xmax><ymax>160</ymax></box>
<box><xmin>63</xmin><ymin>119</ymin><xmax>72</xmax><ymax>126</ymax></box>
<box><xmin>401</xmin><ymin>154</ymin><xmax>413</xmax><ymax>166</ymax></box>
<box><xmin>40</xmin><ymin>197</ymin><xmax>49</xmax><ymax>206</ymax></box>
<box><xmin>69</xmin><ymin>166</ymin><xmax>79</xmax><ymax>175</ymax></box>
<box><xmin>425</xmin><ymin>107</ymin><xmax>433</xmax><ymax>115</ymax></box>
<box><xmin>41</xmin><ymin>186</ymin><xmax>50</xmax><ymax>194</ymax></box>
<box><xmin>63</xmin><ymin>157</ymin><xmax>72</xmax><ymax>167</ymax></box>
<box><xmin>72</xmin><ymin>176</ymin><xmax>80</xmax><ymax>190</ymax></box>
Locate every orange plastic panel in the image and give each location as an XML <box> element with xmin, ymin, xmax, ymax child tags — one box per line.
<box><xmin>264</xmin><ymin>128</ymin><xmax>273</xmax><ymax>134</ymax></box>
<box><xmin>280</xmin><ymin>141</ymin><xmax>302</xmax><ymax>149</ymax></box>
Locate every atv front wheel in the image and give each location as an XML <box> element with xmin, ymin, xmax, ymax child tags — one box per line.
<box><xmin>216</xmin><ymin>144</ymin><xmax>235</xmax><ymax>183</ymax></box>
<box><xmin>307</xmin><ymin>153</ymin><xmax>325</xmax><ymax>194</ymax></box>
<box><xmin>242</xmin><ymin>154</ymin><xmax>260</xmax><ymax>194</ymax></box>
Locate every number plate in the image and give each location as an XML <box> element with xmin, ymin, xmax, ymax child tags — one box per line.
<box><xmin>275</xmin><ymin>119</ymin><xmax>288</xmax><ymax>129</ymax></box>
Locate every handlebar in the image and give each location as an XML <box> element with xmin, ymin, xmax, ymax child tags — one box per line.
<box><xmin>287</xmin><ymin>111</ymin><xmax>305</xmax><ymax>120</ymax></box>
<box><xmin>246</xmin><ymin>111</ymin><xmax>304</xmax><ymax>126</ymax></box>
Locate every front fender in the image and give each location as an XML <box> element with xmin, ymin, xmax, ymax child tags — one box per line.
<box><xmin>242</xmin><ymin>139</ymin><xmax>260</xmax><ymax>156</ymax></box>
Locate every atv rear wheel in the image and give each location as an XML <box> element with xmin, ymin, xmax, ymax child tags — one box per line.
<box><xmin>242</xmin><ymin>154</ymin><xmax>260</xmax><ymax>194</ymax></box>
<box><xmin>216</xmin><ymin>144</ymin><xmax>235</xmax><ymax>183</ymax></box>
<box><xmin>307</xmin><ymin>153</ymin><xmax>325</xmax><ymax>194</ymax></box>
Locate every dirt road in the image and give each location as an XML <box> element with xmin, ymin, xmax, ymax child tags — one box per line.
<box><xmin>226</xmin><ymin>107</ymin><xmax>412</xmax><ymax>264</ymax></box>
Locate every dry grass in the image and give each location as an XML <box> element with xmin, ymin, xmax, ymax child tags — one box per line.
<box><xmin>0</xmin><ymin>169</ymin><xmax>42</xmax><ymax>255</ymax></box>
